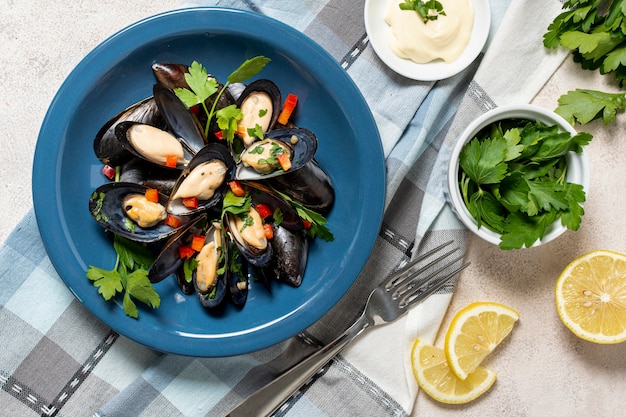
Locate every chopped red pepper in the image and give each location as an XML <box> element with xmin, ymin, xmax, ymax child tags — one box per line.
<box><xmin>214</xmin><ymin>131</ymin><xmax>224</xmax><ymax>140</ymax></box>
<box><xmin>255</xmin><ymin>203</ymin><xmax>273</xmax><ymax>219</ymax></box>
<box><xmin>228</xmin><ymin>180</ymin><xmax>246</xmax><ymax>197</ymax></box>
<box><xmin>191</xmin><ymin>235</ymin><xmax>206</xmax><ymax>252</ymax></box>
<box><xmin>190</xmin><ymin>105</ymin><xmax>200</xmax><ymax>116</ymax></box>
<box><xmin>165</xmin><ymin>214</ymin><xmax>181</xmax><ymax>228</ymax></box>
<box><xmin>263</xmin><ymin>223</ymin><xmax>274</xmax><ymax>240</ymax></box>
<box><xmin>102</xmin><ymin>164</ymin><xmax>116</xmax><ymax>180</ymax></box>
<box><xmin>144</xmin><ymin>188</ymin><xmax>159</xmax><ymax>203</ymax></box>
<box><xmin>277</xmin><ymin>93</ymin><xmax>298</xmax><ymax>125</ymax></box>
<box><xmin>277</xmin><ymin>152</ymin><xmax>292</xmax><ymax>171</ymax></box>
<box><xmin>178</xmin><ymin>245</ymin><xmax>195</xmax><ymax>259</ymax></box>
<box><xmin>182</xmin><ymin>196</ymin><xmax>199</xmax><ymax>208</ymax></box>
<box><xmin>165</xmin><ymin>155</ymin><xmax>178</xmax><ymax>168</ymax></box>
<box><xmin>303</xmin><ymin>220</ymin><xmax>312</xmax><ymax>229</ymax></box>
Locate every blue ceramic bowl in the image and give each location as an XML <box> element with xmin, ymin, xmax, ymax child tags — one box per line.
<box><xmin>32</xmin><ymin>7</ymin><xmax>385</xmax><ymax>357</ymax></box>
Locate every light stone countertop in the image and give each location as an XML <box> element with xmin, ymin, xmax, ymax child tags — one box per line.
<box><xmin>2</xmin><ymin>2</ymin><xmax>625</xmax><ymax>416</ymax></box>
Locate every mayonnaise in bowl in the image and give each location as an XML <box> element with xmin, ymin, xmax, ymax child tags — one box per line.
<box><xmin>385</xmin><ymin>0</ymin><xmax>474</xmax><ymax>64</ymax></box>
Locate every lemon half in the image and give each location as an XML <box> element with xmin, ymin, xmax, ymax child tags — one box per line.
<box><xmin>555</xmin><ymin>250</ymin><xmax>626</xmax><ymax>344</ymax></box>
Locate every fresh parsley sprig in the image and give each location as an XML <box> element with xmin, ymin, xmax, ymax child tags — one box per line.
<box><xmin>399</xmin><ymin>0</ymin><xmax>446</xmax><ymax>23</ymax></box>
<box><xmin>458</xmin><ymin>119</ymin><xmax>591</xmax><ymax>249</ymax></box>
<box><xmin>554</xmin><ymin>88</ymin><xmax>626</xmax><ymax>125</ymax></box>
<box><xmin>86</xmin><ymin>235</ymin><xmax>160</xmax><ymax>318</ymax></box>
<box><xmin>174</xmin><ymin>56</ymin><xmax>271</xmax><ymax>139</ymax></box>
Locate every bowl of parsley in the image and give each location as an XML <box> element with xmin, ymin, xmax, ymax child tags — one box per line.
<box><xmin>447</xmin><ymin>104</ymin><xmax>591</xmax><ymax>250</ymax></box>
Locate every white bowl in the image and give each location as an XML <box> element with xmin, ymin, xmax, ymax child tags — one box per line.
<box><xmin>447</xmin><ymin>104</ymin><xmax>590</xmax><ymax>248</ymax></box>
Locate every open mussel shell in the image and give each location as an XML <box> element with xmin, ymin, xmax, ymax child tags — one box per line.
<box><xmin>225</xmin><ymin>211</ymin><xmax>273</xmax><ymax>269</ymax></box>
<box><xmin>115</xmin><ymin>121</ymin><xmax>192</xmax><ymax>170</ymax></box>
<box><xmin>120</xmin><ymin>157</ymin><xmax>181</xmax><ymax>196</ymax></box>
<box><xmin>166</xmin><ymin>143</ymin><xmax>235</xmax><ymax>216</ymax></box>
<box><xmin>235</xmin><ymin>79</ymin><xmax>281</xmax><ymax>146</ymax></box>
<box><xmin>94</xmin><ymin>96</ymin><xmax>164</xmax><ymax>166</ymax></box>
<box><xmin>153</xmin><ymin>83</ymin><xmax>208</xmax><ymax>154</ymax></box>
<box><xmin>227</xmin><ymin>238</ymin><xmax>249</xmax><ymax>308</ymax></box>
<box><xmin>270</xmin><ymin>225</ymin><xmax>309</xmax><ymax>287</ymax></box>
<box><xmin>235</xmin><ymin>127</ymin><xmax>318</xmax><ymax>181</ymax></box>
<box><xmin>152</xmin><ymin>62</ymin><xmax>189</xmax><ymax>90</ymax></box>
<box><xmin>244</xmin><ymin>181</ymin><xmax>304</xmax><ymax>232</ymax></box>
<box><xmin>148</xmin><ymin>214</ymin><xmax>208</xmax><ymax>284</ymax></box>
<box><xmin>88</xmin><ymin>182</ymin><xmax>182</xmax><ymax>243</ymax></box>
<box><xmin>266</xmin><ymin>159</ymin><xmax>335</xmax><ymax>216</ymax></box>
<box><xmin>193</xmin><ymin>222</ymin><xmax>228</xmax><ymax>310</ymax></box>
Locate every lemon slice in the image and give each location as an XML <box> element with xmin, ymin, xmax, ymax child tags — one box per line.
<box><xmin>555</xmin><ymin>250</ymin><xmax>626</xmax><ymax>344</ymax></box>
<box><xmin>444</xmin><ymin>302</ymin><xmax>519</xmax><ymax>380</ymax></box>
<box><xmin>411</xmin><ymin>339</ymin><xmax>497</xmax><ymax>404</ymax></box>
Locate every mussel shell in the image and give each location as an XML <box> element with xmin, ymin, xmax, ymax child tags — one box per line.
<box><xmin>120</xmin><ymin>157</ymin><xmax>181</xmax><ymax>196</ymax></box>
<box><xmin>148</xmin><ymin>214</ymin><xmax>208</xmax><ymax>283</ymax></box>
<box><xmin>115</xmin><ymin>121</ymin><xmax>192</xmax><ymax>169</ymax></box>
<box><xmin>152</xmin><ymin>62</ymin><xmax>189</xmax><ymax>90</ymax></box>
<box><xmin>166</xmin><ymin>143</ymin><xmax>235</xmax><ymax>216</ymax></box>
<box><xmin>227</xmin><ymin>239</ymin><xmax>249</xmax><ymax>308</ymax></box>
<box><xmin>193</xmin><ymin>223</ymin><xmax>228</xmax><ymax>309</ymax></box>
<box><xmin>244</xmin><ymin>181</ymin><xmax>304</xmax><ymax>232</ymax></box>
<box><xmin>266</xmin><ymin>159</ymin><xmax>335</xmax><ymax>216</ymax></box>
<box><xmin>270</xmin><ymin>225</ymin><xmax>309</xmax><ymax>287</ymax></box>
<box><xmin>94</xmin><ymin>96</ymin><xmax>164</xmax><ymax>166</ymax></box>
<box><xmin>153</xmin><ymin>83</ymin><xmax>207</xmax><ymax>154</ymax></box>
<box><xmin>235</xmin><ymin>127</ymin><xmax>318</xmax><ymax>181</ymax></box>
<box><xmin>88</xmin><ymin>182</ymin><xmax>182</xmax><ymax>243</ymax></box>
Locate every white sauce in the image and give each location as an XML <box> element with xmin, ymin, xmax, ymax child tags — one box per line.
<box><xmin>238</xmin><ymin>92</ymin><xmax>273</xmax><ymax>146</ymax></box>
<box><xmin>128</xmin><ymin>124</ymin><xmax>187</xmax><ymax>165</ymax></box>
<box><xmin>171</xmin><ymin>160</ymin><xmax>227</xmax><ymax>201</ymax></box>
<box><xmin>385</xmin><ymin>0</ymin><xmax>474</xmax><ymax>64</ymax></box>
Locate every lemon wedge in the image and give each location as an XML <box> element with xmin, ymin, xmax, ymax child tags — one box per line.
<box><xmin>555</xmin><ymin>250</ymin><xmax>626</xmax><ymax>344</ymax></box>
<box><xmin>411</xmin><ymin>339</ymin><xmax>497</xmax><ymax>404</ymax></box>
<box><xmin>444</xmin><ymin>301</ymin><xmax>519</xmax><ymax>380</ymax></box>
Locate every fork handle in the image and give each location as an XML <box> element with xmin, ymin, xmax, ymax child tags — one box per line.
<box><xmin>226</xmin><ymin>316</ymin><xmax>371</xmax><ymax>417</ymax></box>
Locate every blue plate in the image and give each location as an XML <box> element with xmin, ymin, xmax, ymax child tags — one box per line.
<box><xmin>32</xmin><ymin>7</ymin><xmax>385</xmax><ymax>357</ymax></box>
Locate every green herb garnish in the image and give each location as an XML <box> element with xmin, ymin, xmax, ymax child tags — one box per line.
<box><xmin>399</xmin><ymin>0</ymin><xmax>446</xmax><ymax>23</ymax></box>
<box><xmin>86</xmin><ymin>235</ymin><xmax>160</xmax><ymax>318</ymax></box>
<box><xmin>458</xmin><ymin>119</ymin><xmax>591</xmax><ymax>249</ymax></box>
<box><xmin>174</xmin><ymin>56</ymin><xmax>271</xmax><ymax>139</ymax></box>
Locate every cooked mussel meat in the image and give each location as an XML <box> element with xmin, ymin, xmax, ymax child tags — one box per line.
<box><xmin>235</xmin><ymin>128</ymin><xmax>318</xmax><ymax>180</ymax></box>
<box><xmin>193</xmin><ymin>222</ymin><xmax>228</xmax><ymax>309</ymax></box>
<box><xmin>235</xmin><ymin>79</ymin><xmax>281</xmax><ymax>147</ymax></box>
<box><xmin>167</xmin><ymin>143</ymin><xmax>235</xmax><ymax>216</ymax></box>
<box><xmin>225</xmin><ymin>205</ymin><xmax>273</xmax><ymax>268</ymax></box>
<box><xmin>116</xmin><ymin>121</ymin><xmax>190</xmax><ymax>169</ymax></box>
<box><xmin>89</xmin><ymin>182</ymin><xmax>182</xmax><ymax>243</ymax></box>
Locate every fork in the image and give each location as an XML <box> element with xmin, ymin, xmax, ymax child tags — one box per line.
<box><xmin>226</xmin><ymin>240</ymin><xmax>470</xmax><ymax>417</ymax></box>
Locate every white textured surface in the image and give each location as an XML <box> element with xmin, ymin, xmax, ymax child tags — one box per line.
<box><xmin>2</xmin><ymin>2</ymin><xmax>626</xmax><ymax>416</ymax></box>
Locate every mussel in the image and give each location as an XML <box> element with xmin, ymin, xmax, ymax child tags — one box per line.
<box><xmin>193</xmin><ymin>222</ymin><xmax>228</xmax><ymax>309</ymax></box>
<box><xmin>166</xmin><ymin>143</ymin><xmax>235</xmax><ymax>216</ymax></box>
<box><xmin>94</xmin><ymin>96</ymin><xmax>164</xmax><ymax>166</ymax></box>
<box><xmin>270</xmin><ymin>225</ymin><xmax>309</xmax><ymax>287</ymax></box>
<box><xmin>235</xmin><ymin>79</ymin><xmax>282</xmax><ymax>147</ymax></box>
<box><xmin>235</xmin><ymin>127</ymin><xmax>318</xmax><ymax>181</ymax></box>
<box><xmin>88</xmin><ymin>182</ymin><xmax>183</xmax><ymax>243</ymax></box>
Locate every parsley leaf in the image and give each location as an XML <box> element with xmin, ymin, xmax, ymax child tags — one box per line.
<box><xmin>399</xmin><ymin>0</ymin><xmax>446</xmax><ymax>23</ymax></box>
<box><xmin>555</xmin><ymin>88</ymin><xmax>626</xmax><ymax>125</ymax></box>
<box><xmin>86</xmin><ymin>235</ymin><xmax>160</xmax><ymax>318</ymax></box>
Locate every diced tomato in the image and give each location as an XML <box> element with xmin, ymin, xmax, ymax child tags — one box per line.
<box><xmin>277</xmin><ymin>152</ymin><xmax>292</xmax><ymax>171</ymax></box>
<box><xmin>165</xmin><ymin>214</ymin><xmax>181</xmax><ymax>228</ymax></box>
<box><xmin>263</xmin><ymin>223</ymin><xmax>274</xmax><ymax>240</ymax></box>
<box><xmin>102</xmin><ymin>164</ymin><xmax>116</xmax><ymax>180</ymax></box>
<box><xmin>178</xmin><ymin>245</ymin><xmax>195</xmax><ymax>259</ymax></box>
<box><xmin>255</xmin><ymin>203</ymin><xmax>273</xmax><ymax>219</ymax></box>
<box><xmin>303</xmin><ymin>220</ymin><xmax>312</xmax><ymax>229</ymax></box>
<box><xmin>191</xmin><ymin>235</ymin><xmax>206</xmax><ymax>252</ymax></box>
<box><xmin>277</xmin><ymin>93</ymin><xmax>298</xmax><ymax>125</ymax></box>
<box><xmin>165</xmin><ymin>155</ymin><xmax>178</xmax><ymax>168</ymax></box>
<box><xmin>144</xmin><ymin>188</ymin><xmax>159</xmax><ymax>203</ymax></box>
<box><xmin>214</xmin><ymin>131</ymin><xmax>224</xmax><ymax>140</ymax></box>
<box><xmin>182</xmin><ymin>196</ymin><xmax>199</xmax><ymax>208</ymax></box>
<box><xmin>228</xmin><ymin>180</ymin><xmax>246</xmax><ymax>197</ymax></box>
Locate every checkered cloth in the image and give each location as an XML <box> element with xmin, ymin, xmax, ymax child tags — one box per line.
<box><xmin>1</xmin><ymin>1</ymin><xmax>569</xmax><ymax>416</ymax></box>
